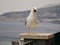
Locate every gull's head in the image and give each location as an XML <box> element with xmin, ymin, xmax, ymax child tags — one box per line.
<box><xmin>33</xmin><ymin>7</ymin><xmax>37</xmax><ymax>12</ymax></box>
<box><xmin>32</xmin><ymin>7</ymin><xmax>37</xmax><ymax>15</ymax></box>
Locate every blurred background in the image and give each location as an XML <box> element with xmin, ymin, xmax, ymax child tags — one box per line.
<box><xmin>0</xmin><ymin>0</ymin><xmax>60</xmax><ymax>45</ymax></box>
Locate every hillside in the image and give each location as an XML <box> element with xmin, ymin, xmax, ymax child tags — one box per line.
<box><xmin>0</xmin><ymin>4</ymin><xmax>60</xmax><ymax>23</ymax></box>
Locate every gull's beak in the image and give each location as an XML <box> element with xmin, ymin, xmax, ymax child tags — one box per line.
<box><xmin>34</xmin><ymin>10</ymin><xmax>37</xmax><ymax>12</ymax></box>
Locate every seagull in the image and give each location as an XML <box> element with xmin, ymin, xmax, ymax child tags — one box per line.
<box><xmin>25</xmin><ymin>7</ymin><xmax>38</xmax><ymax>34</ymax></box>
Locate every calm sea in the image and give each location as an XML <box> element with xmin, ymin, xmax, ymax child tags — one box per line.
<box><xmin>0</xmin><ymin>22</ymin><xmax>60</xmax><ymax>45</ymax></box>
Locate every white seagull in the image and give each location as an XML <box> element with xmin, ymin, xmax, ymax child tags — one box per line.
<box><xmin>25</xmin><ymin>7</ymin><xmax>38</xmax><ymax>34</ymax></box>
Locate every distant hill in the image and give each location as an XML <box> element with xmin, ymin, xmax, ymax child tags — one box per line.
<box><xmin>1</xmin><ymin>11</ymin><xmax>30</xmax><ymax>18</ymax></box>
<box><xmin>38</xmin><ymin>4</ymin><xmax>60</xmax><ymax>18</ymax></box>
<box><xmin>0</xmin><ymin>4</ymin><xmax>60</xmax><ymax>23</ymax></box>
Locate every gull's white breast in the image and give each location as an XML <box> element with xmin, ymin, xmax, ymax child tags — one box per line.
<box><xmin>26</xmin><ymin>14</ymin><xmax>37</xmax><ymax>28</ymax></box>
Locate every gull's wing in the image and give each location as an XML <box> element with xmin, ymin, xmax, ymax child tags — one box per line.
<box><xmin>25</xmin><ymin>18</ymin><xmax>27</xmax><ymax>26</ymax></box>
<box><xmin>25</xmin><ymin>21</ymin><xmax>27</xmax><ymax>26</ymax></box>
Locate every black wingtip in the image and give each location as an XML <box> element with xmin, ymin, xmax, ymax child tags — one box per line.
<box><xmin>25</xmin><ymin>21</ymin><xmax>27</xmax><ymax>26</ymax></box>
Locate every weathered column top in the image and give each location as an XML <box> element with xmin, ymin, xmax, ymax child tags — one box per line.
<box><xmin>18</xmin><ymin>32</ymin><xmax>55</xmax><ymax>39</ymax></box>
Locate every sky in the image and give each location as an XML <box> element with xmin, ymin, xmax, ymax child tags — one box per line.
<box><xmin>0</xmin><ymin>0</ymin><xmax>60</xmax><ymax>14</ymax></box>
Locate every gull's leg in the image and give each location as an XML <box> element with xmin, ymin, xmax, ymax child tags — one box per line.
<box><xmin>27</xmin><ymin>27</ymin><xmax>30</xmax><ymax>34</ymax></box>
<box><xmin>34</xmin><ymin>27</ymin><xmax>37</xmax><ymax>34</ymax></box>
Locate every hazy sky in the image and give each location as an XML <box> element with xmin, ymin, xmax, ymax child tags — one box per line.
<box><xmin>0</xmin><ymin>0</ymin><xmax>60</xmax><ymax>14</ymax></box>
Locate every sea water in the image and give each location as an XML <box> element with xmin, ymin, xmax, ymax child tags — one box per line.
<box><xmin>0</xmin><ymin>22</ymin><xmax>60</xmax><ymax>45</ymax></box>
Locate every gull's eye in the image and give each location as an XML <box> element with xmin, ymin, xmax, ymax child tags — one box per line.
<box><xmin>34</xmin><ymin>10</ymin><xmax>36</xmax><ymax>12</ymax></box>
